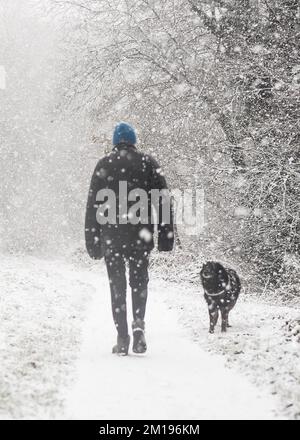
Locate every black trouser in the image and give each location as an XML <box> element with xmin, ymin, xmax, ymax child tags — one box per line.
<box><xmin>105</xmin><ymin>248</ymin><xmax>150</xmax><ymax>338</ymax></box>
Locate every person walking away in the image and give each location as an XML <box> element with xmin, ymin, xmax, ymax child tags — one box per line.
<box><xmin>85</xmin><ymin>123</ymin><xmax>174</xmax><ymax>356</ymax></box>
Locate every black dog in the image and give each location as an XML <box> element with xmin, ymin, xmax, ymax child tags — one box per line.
<box><xmin>200</xmin><ymin>262</ymin><xmax>241</xmax><ymax>334</ymax></box>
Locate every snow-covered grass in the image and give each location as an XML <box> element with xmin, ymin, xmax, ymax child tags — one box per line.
<box><xmin>0</xmin><ymin>256</ymin><xmax>92</xmax><ymax>420</ymax></box>
<box><xmin>151</xmin><ymin>250</ymin><xmax>300</xmax><ymax>306</ymax></box>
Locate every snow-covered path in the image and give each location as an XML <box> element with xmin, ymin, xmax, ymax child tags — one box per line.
<box><xmin>2</xmin><ymin>255</ymin><xmax>291</xmax><ymax>420</ymax></box>
<box><xmin>64</xmin><ymin>271</ymin><xmax>278</xmax><ymax>420</ymax></box>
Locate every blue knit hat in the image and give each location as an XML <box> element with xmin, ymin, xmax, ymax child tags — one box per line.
<box><xmin>113</xmin><ymin>122</ymin><xmax>137</xmax><ymax>146</ymax></box>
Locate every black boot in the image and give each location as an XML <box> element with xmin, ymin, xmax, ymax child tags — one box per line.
<box><xmin>132</xmin><ymin>319</ymin><xmax>147</xmax><ymax>354</ymax></box>
<box><xmin>112</xmin><ymin>335</ymin><xmax>130</xmax><ymax>356</ymax></box>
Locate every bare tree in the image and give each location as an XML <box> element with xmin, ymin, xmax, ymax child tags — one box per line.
<box><xmin>52</xmin><ymin>0</ymin><xmax>300</xmax><ymax>288</ymax></box>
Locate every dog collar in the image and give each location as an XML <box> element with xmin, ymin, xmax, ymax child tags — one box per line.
<box><xmin>204</xmin><ymin>280</ymin><xmax>231</xmax><ymax>297</ymax></box>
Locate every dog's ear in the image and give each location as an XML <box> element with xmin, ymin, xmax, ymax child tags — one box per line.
<box><xmin>200</xmin><ymin>264</ymin><xmax>206</xmax><ymax>278</ymax></box>
<box><xmin>216</xmin><ymin>263</ymin><xmax>228</xmax><ymax>281</ymax></box>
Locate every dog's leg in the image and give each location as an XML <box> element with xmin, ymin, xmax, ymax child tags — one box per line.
<box><xmin>226</xmin><ymin>312</ymin><xmax>233</xmax><ymax>328</ymax></box>
<box><xmin>221</xmin><ymin>308</ymin><xmax>229</xmax><ymax>333</ymax></box>
<box><xmin>209</xmin><ymin>305</ymin><xmax>218</xmax><ymax>334</ymax></box>
<box><xmin>226</xmin><ymin>304</ymin><xmax>235</xmax><ymax>327</ymax></box>
<box><xmin>226</xmin><ymin>310</ymin><xmax>231</xmax><ymax>328</ymax></box>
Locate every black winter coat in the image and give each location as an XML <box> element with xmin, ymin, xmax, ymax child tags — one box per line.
<box><xmin>85</xmin><ymin>144</ymin><xmax>174</xmax><ymax>260</ymax></box>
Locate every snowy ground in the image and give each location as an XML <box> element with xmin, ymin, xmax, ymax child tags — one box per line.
<box><xmin>0</xmin><ymin>255</ymin><xmax>299</xmax><ymax>420</ymax></box>
<box><xmin>156</xmin><ymin>278</ymin><xmax>300</xmax><ymax>420</ymax></box>
<box><xmin>64</xmin><ymin>273</ymin><xmax>277</xmax><ymax>420</ymax></box>
<box><xmin>0</xmin><ymin>256</ymin><xmax>91</xmax><ymax>420</ymax></box>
